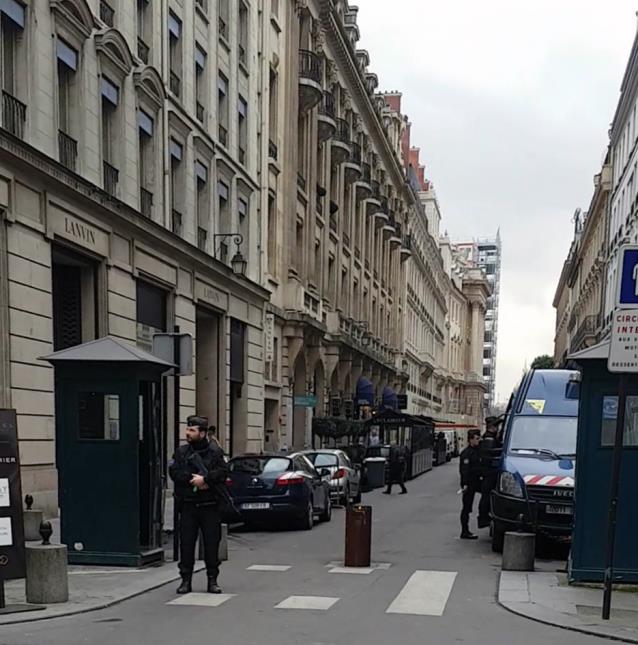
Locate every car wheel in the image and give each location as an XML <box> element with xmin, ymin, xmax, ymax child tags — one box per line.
<box><xmin>352</xmin><ymin>488</ymin><xmax>362</xmax><ymax>504</ymax></box>
<box><xmin>319</xmin><ymin>495</ymin><xmax>332</xmax><ymax>522</ymax></box>
<box><xmin>299</xmin><ymin>501</ymin><xmax>314</xmax><ymax>531</ymax></box>
<box><xmin>491</xmin><ymin>523</ymin><xmax>505</xmax><ymax>553</ymax></box>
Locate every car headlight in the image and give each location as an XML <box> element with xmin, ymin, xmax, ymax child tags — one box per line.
<box><xmin>499</xmin><ymin>472</ymin><xmax>523</xmax><ymax>498</ymax></box>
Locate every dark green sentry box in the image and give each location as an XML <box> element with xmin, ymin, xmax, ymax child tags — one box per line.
<box><xmin>41</xmin><ymin>337</ymin><xmax>173</xmax><ymax>566</ymax></box>
<box><xmin>569</xmin><ymin>340</ymin><xmax>638</xmax><ymax>583</ymax></box>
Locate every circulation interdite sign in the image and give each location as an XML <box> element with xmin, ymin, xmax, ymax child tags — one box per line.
<box><xmin>0</xmin><ymin>410</ymin><xmax>25</xmax><ymax>580</ymax></box>
<box><xmin>608</xmin><ymin>309</ymin><xmax>638</xmax><ymax>373</ymax></box>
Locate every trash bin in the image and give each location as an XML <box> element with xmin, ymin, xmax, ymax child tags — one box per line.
<box><xmin>345</xmin><ymin>505</ymin><xmax>372</xmax><ymax>567</ymax></box>
<box><xmin>364</xmin><ymin>457</ymin><xmax>387</xmax><ymax>489</ymax></box>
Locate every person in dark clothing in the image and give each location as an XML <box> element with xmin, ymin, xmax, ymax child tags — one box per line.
<box><xmin>478</xmin><ymin>417</ymin><xmax>503</xmax><ymax>528</ymax></box>
<box><xmin>459</xmin><ymin>430</ymin><xmax>482</xmax><ymax>539</ymax></box>
<box><xmin>169</xmin><ymin>415</ymin><xmax>227</xmax><ymax>595</ymax></box>
<box><xmin>383</xmin><ymin>444</ymin><xmax>408</xmax><ymax>494</ymax></box>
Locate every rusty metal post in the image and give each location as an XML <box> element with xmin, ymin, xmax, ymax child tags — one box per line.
<box><xmin>345</xmin><ymin>505</ymin><xmax>372</xmax><ymax>567</ymax></box>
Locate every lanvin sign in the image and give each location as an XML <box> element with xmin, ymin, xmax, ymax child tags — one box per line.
<box><xmin>49</xmin><ymin>206</ymin><xmax>109</xmax><ymax>256</ymax></box>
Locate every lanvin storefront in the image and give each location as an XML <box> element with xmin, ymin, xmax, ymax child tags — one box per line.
<box><xmin>0</xmin><ymin>141</ymin><xmax>268</xmax><ymax>516</ymax></box>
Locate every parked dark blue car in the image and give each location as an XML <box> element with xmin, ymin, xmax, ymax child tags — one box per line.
<box><xmin>226</xmin><ymin>454</ymin><xmax>332</xmax><ymax>530</ymax></box>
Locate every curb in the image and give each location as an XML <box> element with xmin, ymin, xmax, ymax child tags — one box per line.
<box><xmin>498</xmin><ymin>599</ymin><xmax>638</xmax><ymax>644</ymax></box>
<box><xmin>0</xmin><ymin>563</ymin><xmax>206</xmax><ymax>626</ymax></box>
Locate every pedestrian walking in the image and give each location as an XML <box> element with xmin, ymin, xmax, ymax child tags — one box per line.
<box><xmin>459</xmin><ymin>430</ymin><xmax>482</xmax><ymax>539</ymax></box>
<box><xmin>169</xmin><ymin>415</ymin><xmax>227</xmax><ymax>595</ymax></box>
<box><xmin>478</xmin><ymin>417</ymin><xmax>502</xmax><ymax>528</ymax></box>
<box><xmin>383</xmin><ymin>444</ymin><xmax>408</xmax><ymax>494</ymax></box>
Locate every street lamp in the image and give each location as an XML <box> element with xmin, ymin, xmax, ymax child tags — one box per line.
<box><xmin>213</xmin><ymin>233</ymin><xmax>246</xmax><ymax>277</ymax></box>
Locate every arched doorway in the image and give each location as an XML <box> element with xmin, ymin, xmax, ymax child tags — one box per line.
<box><xmin>292</xmin><ymin>356</ymin><xmax>307</xmax><ymax>450</ymax></box>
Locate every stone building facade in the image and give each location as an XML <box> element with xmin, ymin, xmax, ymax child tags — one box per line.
<box><xmin>260</xmin><ymin>0</ymin><xmax>413</xmax><ymax>451</ymax></box>
<box><xmin>0</xmin><ymin>0</ymin><xmax>268</xmax><ymax>513</ymax></box>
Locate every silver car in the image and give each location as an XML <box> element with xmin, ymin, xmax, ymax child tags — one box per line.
<box><xmin>293</xmin><ymin>449</ymin><xmax>361</xmax><ymax>505</ymax></box>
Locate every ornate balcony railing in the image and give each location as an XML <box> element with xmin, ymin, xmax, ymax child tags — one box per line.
<box><xmin>299</xmin><ymin>49</ymin><xmax>322</xmax><ymax>84</ymax></box>
<box><xmin>570</xmin><ymin>314</ymin><xmax>601</xmax><ymax>353</ymax></box>
<box><xmin>58</xmin><ymin>130</ymin><xmax>77</xmax><ymax>172</ymax></box>
<box><xmin>334</xmin><ymin>118</ymin><xmax>350</xmax><ymax>144</ymax></box>
<box><xmin>349</xmin><ymin>142</ymin><xmax>362</xmax><ymax>165</ymax></box>
<box><xmin>2</xmin><ymin>91</ymin><xmax>26</xmax><ymax>139</ymax></box>
<box><xmin>318</xmin><ymin>91</ymin><xmax>335</xmax><ymax>119</ymax></box>
<box><xmin>103</xmin><ymin>160</ymin><xmax>119</xmax><ymax>196</ymax></box>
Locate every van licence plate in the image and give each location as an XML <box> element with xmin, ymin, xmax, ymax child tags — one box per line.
<box><xmin>546</xmin><ymin>504</ymin><xmax>573</xmax><ymax>515</ymax></box>
<box><xmin>242</xmin><ymin>503</ymin><xmax>270</xmax><ymax>510</ymax></box>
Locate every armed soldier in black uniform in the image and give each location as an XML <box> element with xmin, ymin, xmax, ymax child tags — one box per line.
<box><xmin>459</xmin><ymin>430</ymin><xmax>482</xmax><ymax>539</ymax></box>
<box><xmin>169</xmin><ymin>415</ymin><xmax>227</xmax><ymax>595</ymax></box>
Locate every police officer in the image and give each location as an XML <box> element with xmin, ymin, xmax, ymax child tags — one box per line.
<box><xmin>459</xmin><ymin>430</ymin><xmax>482</xmax><ymax>539</ymax></box>
<box><xmin>383</xmin><ymin>444</ymin><xmax>408</xmax><ymax>495</ymax></box>
<box><xmin>169</xmin><ymin>415</ymin><xmax>227</xmax><ymax>594</ymax></box>
<box><xmin>478</xmin><ymin>417</ymin><xmax>502</xmax><ymax>528</ymax></box>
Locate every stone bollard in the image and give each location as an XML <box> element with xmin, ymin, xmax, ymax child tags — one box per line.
<box><xmin>23</xmin><ymin>510</ymin><xmax>44</xmax><ymax>542</ymax></box>
<box><xmin>502</xmin><ymin>532</ymin><xmax>535</xmax><ymax>571</ymax></box>
<box><xmin>25</xmin><ymin>543</ymin><xmax>69</xmax><ymax>604</ymax></box>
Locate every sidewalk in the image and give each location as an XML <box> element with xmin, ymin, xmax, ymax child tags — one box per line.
<box><xmin>0</xmin><ymin>508</ymin><xmax>204</xmax><ymax>626</ymax></box>
<box><xmin>498</xmin><ymin>569</ymin><xmax>638</xmax><ymax>643</ymax></box>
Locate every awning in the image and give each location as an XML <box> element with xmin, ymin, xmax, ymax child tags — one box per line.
<box><xmin>355</xmin><ymin>377</ymin><xmax>374</xmax><ymax>406</ymax></box>
<box><xmin>382</xmin><ymin>386</ymin><xmax>398</xmax><ymax>410</ymax></box>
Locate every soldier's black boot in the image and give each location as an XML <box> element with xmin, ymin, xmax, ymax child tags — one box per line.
<box><xmin>460</xmin><ymin>530</ymin><xmax>478</xmax><ymax>540</ymax></box>
<box><xmin>207</xmin><ymin>576</ymin><xmax>222</xmax><ymax>594</ymax></box>
<box><xmin>176</xmin><ymin>576</ymin><xmax>192</xmax><ymax>594</ymax></box>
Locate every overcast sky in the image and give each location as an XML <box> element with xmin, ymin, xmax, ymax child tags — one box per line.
<box><xmin>357</xmin><ymin>0</ymin><xmax>637</xmax><ymax>404</ymax></box>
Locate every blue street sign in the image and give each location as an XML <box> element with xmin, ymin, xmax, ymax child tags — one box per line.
<box><xmin>617</xmin><ymin>245</ymin><xmax>638</xmax><ymax>308</ymax></box>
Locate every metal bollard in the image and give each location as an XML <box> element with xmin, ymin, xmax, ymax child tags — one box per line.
<box><xmin>345</xmin><ymin>505</ymin><xmax>372</xmax><ymax>567</ymax></box>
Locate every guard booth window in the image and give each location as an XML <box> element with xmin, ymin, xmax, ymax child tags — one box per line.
<box><xmin>601</xmin><ymin>395</ymin><xmax>638</xmax><ymax>447</ymax></box>
<box><xmin>78</xmin><ymin>392</ymin><xmax>120</xmax><ymax>440</ymax></box>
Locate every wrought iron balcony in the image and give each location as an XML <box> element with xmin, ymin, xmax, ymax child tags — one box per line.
<box><xmin>299</xmin><ymin>49</ymin><xmax>322</xmax><ymax>83</ymax></box>
<box><xmin>570</xmin><ymin>314</ymin><xmax>600</xmax><ymax>353</ymax></box>
<box><xmin>140</xmin><ymin>188</ymin><xmax>153</xmax><ymax>218</ymax></box>
<box><xmin>2</xmin><ymin>91</ymin><xmax>26</xmax><ymax>139</ymax></box>
<box><xmin>170</xmin><ymin>71</ymin><xmax>180</xmax><ymax>97</ymax></box>
<box><xmin>103</xmin><ymin>160</ymin><xmax>119</xmax><ymax>196</ymax></box>
<box><xmin>334</xmin><ymin>118</ymin><xmax>350</xmax><ymax>144</ymax></box>
<box><xmin>317</xmin><ymin>91</ymin><xmax>336</xmax><ymax>142</ymax></box>
<box><xmin>100</xmin><ymin>0</ymin><xmax>115</xmax><ymax>27</ymax></box>
<box><xmin>58</xmin><ymin>130</ymin><xmax>77</xmax><ymax>172</ymax></box>
<box><xmin>298</xmin><ymin>50</ymin><xmax>322</xmax><ymax>112</ymax></box>
<box><xmin>137</xmin><ymin>37</ymin><xmax>149</xmax><ymax>64</ymax></box>
<box><xmin>268</xmin><ymin>139</ymin><xmax>278</xmax><ymax>161</ymax></box>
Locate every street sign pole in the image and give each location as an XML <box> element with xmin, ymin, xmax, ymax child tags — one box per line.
<box><xmin>602</xmin><ymin>372</ymin><xmax>627</xmax><ymax>620</ymax></box>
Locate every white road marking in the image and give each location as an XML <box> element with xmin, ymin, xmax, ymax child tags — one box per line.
<box><xmin>386</xmin><ymin>571</ymin><xmax>457</xmax><ymax>616</ymax></box>
<box><xmin>167</xmin><ymin>593</ymin><xmax>235</xmax><ymax>607</ymax></box>
<box><xmin>275</xmin><ymin>595</ymin><xmax>340</xmax><ymax>610</ymax></box>
<box><xmin>329</xmin><ymin>566</ymin><xmax>374</xmax><ymax>574</ymax></box>
<box><xmin>247</xmin><ymin>564</ymin><xmax>291</xmax><ymax>572</ymax></box>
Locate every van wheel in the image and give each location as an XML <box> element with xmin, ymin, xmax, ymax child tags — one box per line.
<box><xmin>492</xmin><ymin>525</ymin><xmax>505</xmax><ymax>553</ymax></box>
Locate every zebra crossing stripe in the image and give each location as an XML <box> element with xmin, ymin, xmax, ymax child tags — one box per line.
<box><xmin>386</xmin><ymin>571</ymin><xmax>457</xmax><ymax>616</ymax></box>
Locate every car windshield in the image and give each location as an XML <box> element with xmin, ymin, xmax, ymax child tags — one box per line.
<box><xmin>508</xmin><ymin>416</ymin><xmax>577</xmax><ymax>457</ymax></box>
<box><xmin>305</xmin><ymin>453</ymin><xmax>339</xmax><ymax>467</ymax></box>
<box><xmin>229</xmin><ymin>457</ymin><xmax>291</xmax><ymax>474</ymax></box>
